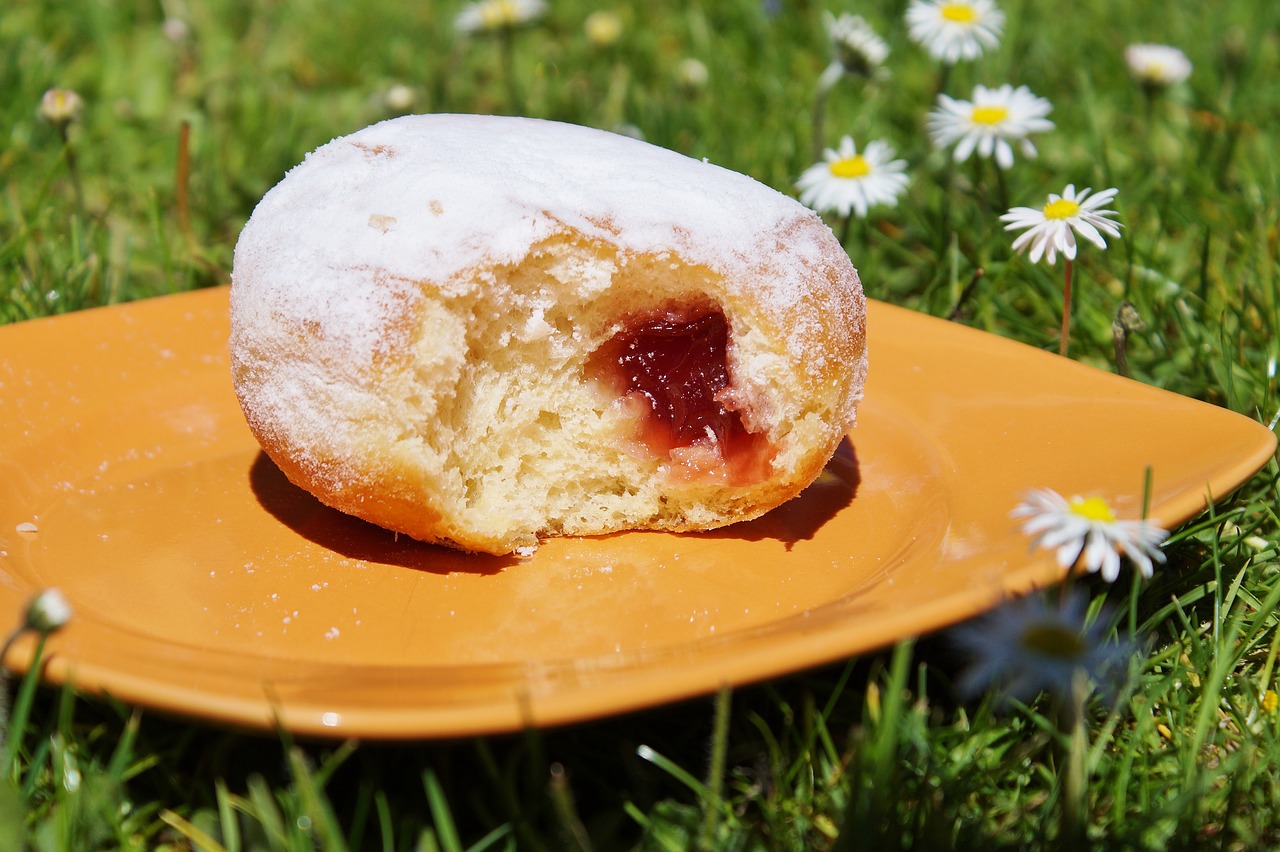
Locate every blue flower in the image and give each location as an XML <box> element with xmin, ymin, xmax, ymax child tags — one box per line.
<box><xmin>953</xmin><ymin>589</ymin><xmax>1137</xmax><ymax>704</ymax></box>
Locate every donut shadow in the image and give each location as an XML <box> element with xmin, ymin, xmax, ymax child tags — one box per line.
<box><xmin>248</xmin><ymin>453</ymin><xmax>515</xmax><ymax>575</ymax></box>
<box><xmin>690</xmin><ymin>437</ymin><xmax>861</xmax><ymax>549</ymax></box>
<box><xmin>249</xmin><ymin>437</ymin><xmax>859</xmax><ymax>566</ymax></box>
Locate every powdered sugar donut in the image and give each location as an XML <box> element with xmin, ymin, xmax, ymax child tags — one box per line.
<box><xmin>230</xmin><ymin>114</ymin><xmax>866</xmax><ymax>555</ymax></box>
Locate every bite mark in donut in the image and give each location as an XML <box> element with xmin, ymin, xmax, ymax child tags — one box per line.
<box><xmin>588</xmin><ymin>306</ymin><xmax>772</xmax><ymax>485</ymax></box>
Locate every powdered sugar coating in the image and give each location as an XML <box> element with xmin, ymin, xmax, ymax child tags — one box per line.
<box><xmin>231</xmin><ymin>114</ymin><xmax>858</xmax><ymax>369</ymax></box>
<box><xmin>229</xmin><ymin>115</ymin><xmax>867</xmax><ymax>551</ymax></box>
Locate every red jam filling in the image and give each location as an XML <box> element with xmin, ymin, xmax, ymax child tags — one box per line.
<box><xmin>589</xmin><ymin>309</ymin><xmax>772</xmax><ymax>484</ymax></box>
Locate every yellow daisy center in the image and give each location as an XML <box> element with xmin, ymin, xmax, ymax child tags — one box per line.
<box><xmin>1044</xmin><ymin>198</ymin><xmax>1082</xmax><ymax>220</ymax></box>
<box><xmin>940</xmin><ymin>3</ymin><xmax>978</xmax><ymax>24</ymax></box>
<box><xmin>970</xmin><ymin>105</ymin><xmax>1009</xmax><ymax>126</ymax></box>
<box><xmin>1068</xmin><ymin>495</ymin><xmax>1117</xmax><ymax>523</ymax></box>
<box><xmin>830</xmin><ymin>155</ymin><xmax>871</xmax><ymax>179</ymax></box>
<box><xmin>1020</xmin><ymin>623</ymin><xmax>1086</xmax><ymax>660</ymax></box>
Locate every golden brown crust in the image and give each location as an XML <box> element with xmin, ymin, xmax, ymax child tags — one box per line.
<box><xmin>230</xmin><ymin>115</ymin><xmax>866</xmax><ymax>554</ymax></box>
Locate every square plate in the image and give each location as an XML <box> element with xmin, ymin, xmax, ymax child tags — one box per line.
<box><xmin>0</xmin><ymin>287</ymin><xmax>1272</xmax><ymax>737</ymax></box>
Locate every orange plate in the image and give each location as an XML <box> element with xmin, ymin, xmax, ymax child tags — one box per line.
<box><xmin>0</xmin><ymin>287</ymin><xmax>1273</xmax><ymax>738</ymax></box>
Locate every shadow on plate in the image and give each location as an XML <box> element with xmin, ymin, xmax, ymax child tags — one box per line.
<box><xmin>248</xmin><ymin>452</ymin><xmax>515</xmax><ymax>575</ymax></box>
<box><xmin>248</xmin><ymin>436</ymin><xmax>859</xmax><ymax>569</ymax></box>
<box><xmin>693</xmin><ymin>436</ymin><xmax>861</xmax><ymax>549</ymax></box>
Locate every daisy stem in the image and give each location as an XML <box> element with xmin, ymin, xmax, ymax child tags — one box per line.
<box><xmin>697</xmin><ymin>685</ymin><xmax>732</xmax><ymax>851</ymax></box>
<box><xmin>811</xmin><ymin>65</ymin><xmax>841</xmax><ymax>161</ymax></box>
<box><xmin>839</xmin><ymin>213</ymin><xmax>854</xmax><ymax>249</ymax></box>
<box><xmin>970</xmin><ymin>156</ymin><xmax>987</xmax><ymax>212</ymax></box>
<box><xmin>58</xmin><ymin>124</ymin><xmax>86</xmax><ymax>222</ymax></box>
<box><xmin>812</xmin><ymin>91</ymin><xmax>828</xmax><ymax>163</ymax></box>
<box><xmin>1140</xmin><ymin>87</ymin><xmax>1155</xmax><ymax>134</ymax></box>
<box><xmin>934</xmin><ymin>63</ymin><xmax>951</xmax><ymax>104</ymax></box>
<box><xmin>498</xmin><ymin>26</ymin><xmax>523</xmax><ymax>113</ymax></box>
<box><xmin>1060</xmin><ymin>669</ymin><xmax>1089</xmax><ymax>852</ymax></box>
<box><xmin>176</xmin><ymin>120</ymin><xmax>195</xmax><ymax>250</ymax></box>
<box><xmin>1059</xmin><ymin>258</ymin><xmax>1075</xmax><ymax>358</ymax></box>
<box><xmin>936</xmin><ymin>160</ymin><xmax>954</xmax><ymax>258</ymax></box>
<box><xmin>993</xmin><ymin>163</ymin><xmax>1010</xmax><ymax>218</ymax></box>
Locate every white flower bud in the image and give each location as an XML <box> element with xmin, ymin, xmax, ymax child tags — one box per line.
<box><xmin>25</xmin><ymin>588</ymin><xmax>72</xmax><ymax>634</ymax></box>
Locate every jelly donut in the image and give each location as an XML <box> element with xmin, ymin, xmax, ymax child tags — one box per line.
<box><xmin>230</xmin><ymin>114</ymin><xmax>867</xmax><ymax>555</ymax></box>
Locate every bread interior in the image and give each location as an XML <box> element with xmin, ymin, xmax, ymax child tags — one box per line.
<box><xmin>401</xmin><ymin>235</ymin><xmax>792</xmax><ymax>551</ymax></box>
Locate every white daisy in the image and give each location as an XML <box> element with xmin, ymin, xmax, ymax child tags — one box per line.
<box><xmin>24</xmin><ymin>588</ymin><xmax>73</xmax><ymax>634</ymax></box>
<box><xmin>905</xmin><ymin>0</ymin><xmax>1005</xmax><ymax>64</ymax></box>
<box><xmin>952</xmin><ymin>588</ymin><xmax>1136</xmax><ymax>703</ymax></box>
<box><xmin>1000</xmin><ymin>184</ymin><xmax>1123</xmax><ymax>265</ymax></box>
<box><xmin>1012</xmin><ymin>488</ymin><xmax>1168</xmax><ymax>582</ymax></box>
<box><xmin>454</xmin><ymin>0</ymin><xmax>547</xmax><ymax>34</ymax></box>
<box><xmin>824</xmin><ymin>12</ymin><xmax>889</xmax><ymax>78</ymax></box>
<box><xmin>1125</xmin><ymin>43</ymin><xmax>1192</xmax><ymax>90</ymax></box>
<box><xmin>385</xmin><ymin>84</ymin><xmax>416</xmax><ymax>112</ymax></box>
<box><xmin>927</xmin><ymin>83</ymin><xmax>1054</xmax><ymax>169</ymax></box>
<box><xmin>676</xmin><ymin>57</ymin><xmax>710</xmax><ymax>91</ymax></box>
<box><xmin>161</xmin><ymin>17</ymin><xmax>191</xmax><ymax>44</ymax></box>
<box><xmin>796</xmin><ymin>136</ymin><xmax>910</xmax><ymax>218</ymax></box>
<box><xmin>583</xmin><ymin>10</ymin><xmax>623</xmax><ymax>48</ymax></box>
<box><xmin>40</xmin><ymin>87</ymin><xmax>84</xmax><ymax>126</ymax></box>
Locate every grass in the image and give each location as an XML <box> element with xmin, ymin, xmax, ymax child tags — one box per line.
<box><xmin>3</xmin><ymin>0</ymin><xmax>1280</xmax><ymax>848</ymax></box>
